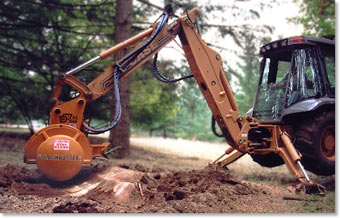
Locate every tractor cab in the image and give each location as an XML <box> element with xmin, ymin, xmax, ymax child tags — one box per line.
<box><xmin>252</xmin><ymin>36</ymin><xmax>335</xmax><ymax>123</ymax></box>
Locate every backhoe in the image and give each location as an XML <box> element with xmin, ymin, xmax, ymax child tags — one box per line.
<box><xmin>24</xmin><ymin>6</ymin><xmax>326</xmax><ymax>194</ymax></box>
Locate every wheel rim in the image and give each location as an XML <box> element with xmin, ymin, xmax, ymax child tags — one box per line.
<box><xmin>320</xmin><ymin>125</ymin><xmax>335</xmax><ymax>161</ymax></box>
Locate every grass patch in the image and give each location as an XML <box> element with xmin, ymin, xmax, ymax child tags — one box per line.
<box><xmin>285</xmin><ymin>192</ymin><xmax>336</xmax><ymax>213</ymax></box>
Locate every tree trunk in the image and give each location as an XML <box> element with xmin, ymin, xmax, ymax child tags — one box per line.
<box><xmin>108</xmin><ymin>0</ymin><xmax>132</xmax><ymax>158</ymax></box>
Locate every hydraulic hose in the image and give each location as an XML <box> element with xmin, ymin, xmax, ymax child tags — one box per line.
<box><xmin>211</xmin><ymin>115</ymin><xmax>224</xmax><ymax>137</ymax></box>
<box><xmin>152</xmin><ymin>53</ymin><xmax>193</xmax><ymax>83</ymax></box>
<box><xmin>83</xmin><ymin>67</ymin><xmax>121</xmax><ymax>134</ymax></box>
<box><xmin>119</xmin><ymin>13</ymin><xmax>169</xmax><ymax>77</ymax></box>
<box><xmin>83</xmin><ymin>13</ymin><xmax>169</xmax><ymax>134</ymax></box>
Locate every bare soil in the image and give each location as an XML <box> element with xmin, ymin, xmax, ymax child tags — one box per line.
<box><xmin>0</xmin><ymin>131</ymin><xmax>335</xmax><ymax>213</ymax></box>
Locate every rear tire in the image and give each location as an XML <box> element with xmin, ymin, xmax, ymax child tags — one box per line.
<box><xmin>294</xmin><ymin>110</ymin><xmax>335</xmax><ymax>176</ymax></box>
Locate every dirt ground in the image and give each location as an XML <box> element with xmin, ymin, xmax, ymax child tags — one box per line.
<box><xmin>0</xmin><ymin>131</ymin><xmax>336</xmax><ymax>213</ymax></box>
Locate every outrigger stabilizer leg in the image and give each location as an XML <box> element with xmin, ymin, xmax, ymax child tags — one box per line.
<box><xmin>278</xmin><ymin>131</ymin><xmax>326</xmax><ymax>195</ymax></box>
<box><xmin>210</xmin><ymin>130</ymin><xmax>326</xmax><ymax>195</ymax></box>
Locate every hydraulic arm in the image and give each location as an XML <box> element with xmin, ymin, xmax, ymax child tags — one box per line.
<box><xmin>24</xmin><ymin>7</ymin><xmax>324</xmax><ymax>194</ymax></box>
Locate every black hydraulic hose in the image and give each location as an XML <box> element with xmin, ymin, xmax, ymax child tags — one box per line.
<box><xmin>83</xmin><ymin>67</ymin><xmax>121</xmax><ymax>134</ymax></box>
<box><xmin>83</xmin><ymin>13</ymin><xmax>169</xmax><ymax>134</ymax></box>
<box><xmin>211</xmin><ymin>115</ymin><xmax>224</xmax><ymax>137</ymax></box>
<box><xmin>152</xmin><ymin>53</ymin><xmax>194</xmax><ymax>83</ymax></box>
<box><xmin>119</xmin><ymin>13</ymin><xmax>169</xmax><ymax>76</ymax></box>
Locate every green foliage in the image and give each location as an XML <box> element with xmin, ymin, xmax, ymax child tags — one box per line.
<box><xmin>0</xmin><ymin>94</ymin><xmax>22</xmax><ymax>124</ymax></box>
<box><xmin>130</xmin><ymin>61</ymin><xmax>179</xmax><ymax>131</ymax></box>
<box><xmin>229</xmin><ymin>28</ymin><xmax>265</xmax><ymax>115</ymax></box>
<box><xmin>172</xmin><ymin>81</ymin><xmax>222</xmax><ymax>141</ymax></box>
<box><xmin>0</xmin><ymin>0</ymin><xmax>118</xmax><ymax>133</ymax></box>
<box><xmin>149</xmin><ymin>64</ymin><xmax>223</xmax><ymax>142</ymax></box>
<box><xmin>290</xmin><ymin>0</ymin><xmax>335</xmax><ymax>37</ymax></box>
<box><xmin>130</xmin><ymin>63</ymin><xmax>223</xmax><ymax>142</ymax></box>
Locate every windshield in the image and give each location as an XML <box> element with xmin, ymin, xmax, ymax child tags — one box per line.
<box><xmin>252</xmin><ymin>58</ymin><xmax>290</xmax><ymax>121</ymax></box>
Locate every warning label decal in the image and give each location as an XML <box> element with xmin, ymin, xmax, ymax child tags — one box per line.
<box><xmin>54</xmin><ymin>139</ymin><xmax>70</xmax><ymax>151</ymax></box>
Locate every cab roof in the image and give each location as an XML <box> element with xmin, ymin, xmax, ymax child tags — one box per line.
<box><xmin>259</xmin><ymin>36</ymin><xmax>335</xmax><ymax>61</ymax></box>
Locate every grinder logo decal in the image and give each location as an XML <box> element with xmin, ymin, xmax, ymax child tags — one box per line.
<box><xmin>37</xmin><ymin>154</ymin><xmax>81</xmax><ymax>161</ymax></box>
<box><xmin>59</xmin><ymin>113</ymin><xmax>77</xmax><ymax>123</ymax></box>
<box><xmin>54</xmin><ymin>139</ymin><xmax>70</xmax><ymax>151</ymax></box>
